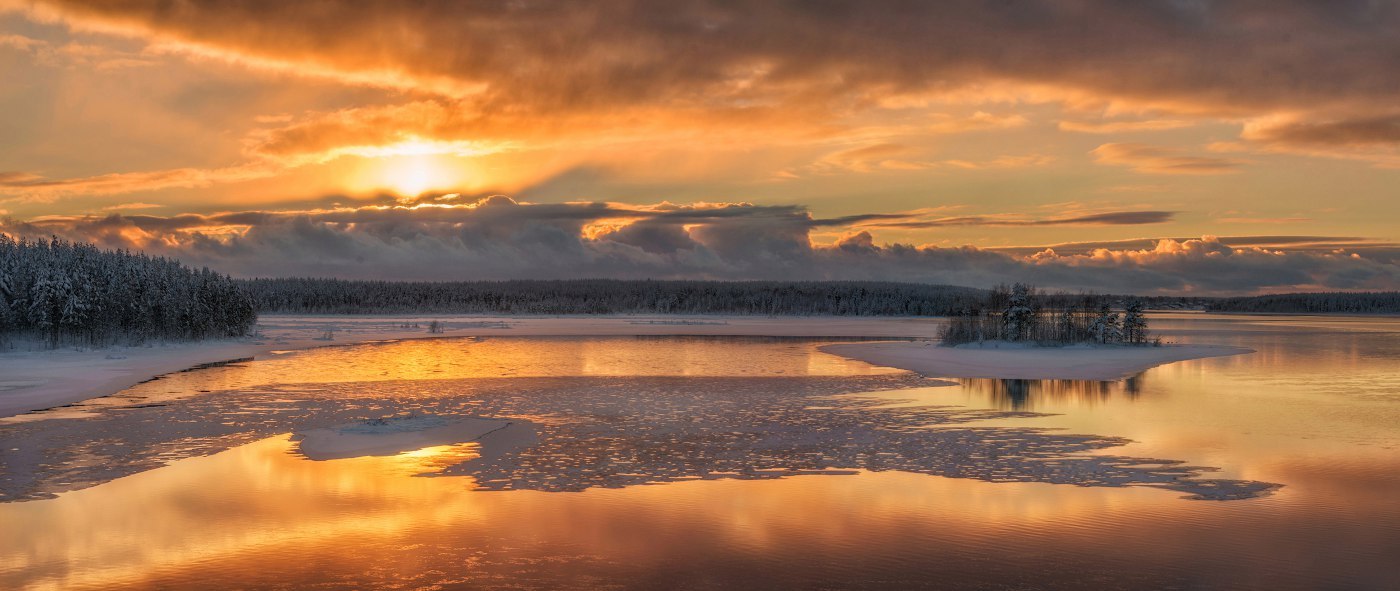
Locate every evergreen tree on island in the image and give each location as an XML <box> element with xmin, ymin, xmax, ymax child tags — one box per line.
<box><xmin>940</xmin><ymin>286</ymin><xmax>1153</xmax><ymax>347</ymax></box>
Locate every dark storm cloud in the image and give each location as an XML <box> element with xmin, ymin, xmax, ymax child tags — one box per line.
<box><xmin>4</xmin><ymin>198</ymin><xmax>1396</xmax><ymax>294</ymax></box>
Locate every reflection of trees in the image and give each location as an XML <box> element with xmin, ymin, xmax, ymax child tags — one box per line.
<box><xmin>960</xmin><ymin>374</ymin><xmax>1145</xmax><ymax>410</ymax></box>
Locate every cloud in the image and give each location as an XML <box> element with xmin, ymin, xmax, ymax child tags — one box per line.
<box><xmin>792</xmin><ymin>144</ymin><xmax>1053</xmax><ymax>177</ymax></box>
<box><xmin>100</xmin><ymin>202</ymin><xmax>163</xmax><ymax>211</ymax></box>
<box><xmin>0</xmin><ymin>31</ymin><xmax>154</xmax><ymax>69</ymax></box>
<box><xmin>805</xmin><ymin>143</ymin><xmax>926</xmax><ymax>174</ymax></box>
<box><xmin>1214</xmin><ymin>217</ymin><xmax>1310</xmax><ymax>225</ymax></box>
<box><xmin>11</xmin><ymin>2</ymin><xmax>1400</xmax><ymax>200</ymax></box>
<box><xmin>0</xmin><ymin>164</ymin><xmax>272</xmax><ymax>201</ymax></box>
<box><xmin>1245</xmin><ymin>114</ymin><xmax>1400</xmax><ymax>147</ymax></box>
<box><xmin>990</xmin><ymin>235</ymin><xmax>1396</xmax><ymax>257</ymax></box>
<box><xmin>1057</xmin><ymin>119</ymin><xmax>1194</xmax><ymax>134</ymax></box>
<box><xmin>1233</xmin><ymin>114</ymin><xmax>1400</xmax><ymax>167</ymax></box>
<box><xmin>16</xmin><ymin>1</ymin><xmax>1400</xmax><ymax>173</ymax></box>
<box><xmin>1091</xmin><ymin>143</ymin><xmax>1244</xmax><ymax>175</ymax></box>
<box><xmin>927</xmin><ymin>111</ymin><xmax>1028</xmax><ymax>133</ymax></box>
<box><xmin>857</xmin><ymin>211</ymin><xmax>1175</xmax><ymax>229</ymax></box>
<box><xmin>4</xmin><ymin>198</ymin><xmax>1394</xmax><ymax>294</ymax></box>
<box><xmin>19</xmin><ymin>0</ymin><xmax>1400</xmax><ymax>119</ymax></box>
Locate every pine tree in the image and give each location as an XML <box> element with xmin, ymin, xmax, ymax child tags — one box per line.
<box><xmin>1121</xmin><ymin>300</ymin><xmax>1148</xmax><ymax>345</ymax></box>
<box><xmin>1001</xmin><ymin>283</ymin><xmax>1036</xmax><ymax>342</ymax></box>
<box><xmin>1090</xmin><ymin>304</ymin><xmax>1122</xmax><ymax>344</ymax></box>
<box><xmin>0</xmin><ymin>236</ymin><xmax>256</xmax><ymax>348</ymax></box>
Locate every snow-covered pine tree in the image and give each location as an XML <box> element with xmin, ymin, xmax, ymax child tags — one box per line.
<box><xmin>1121</xmin><ymin>300</ymin><xmax>1149</xmax><ymax>345</ymax></box>
<box><xmin>1090</xmin><ymin>303</ymin><xmax>1122</xmax><ymax>344</ymax></box>
<box><xmin>0</xmin><ymin>236</ymin><xmax>256</xmax><ymax>348</ymax></box>
<box><xmin>1001</xmin><ymin>283</ymin><xmax>1037</xmax><ymax>342</ymax></box>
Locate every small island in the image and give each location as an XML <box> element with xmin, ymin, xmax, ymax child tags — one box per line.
<box><xmin>824</xmin><ymin>284</ymin><xmax>1253</xmax><ymax>380</ymax></box>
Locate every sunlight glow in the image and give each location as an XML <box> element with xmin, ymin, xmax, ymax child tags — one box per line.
<box><xmin>340</xmin><ymin>138</ymin><xmax>499</xmax><ymax>198</ymax></box>
<box><xmin>353</xmin><ymin>152</ymin><xmax>467</xmax><ymax>198</ymax></box>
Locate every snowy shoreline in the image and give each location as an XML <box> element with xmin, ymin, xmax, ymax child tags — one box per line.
<box><xmin>0</xmin><ymin>313</ymin><xmax>1254</xmax><ymax>419</ymax></box>
<box><xmin>0</xmin><ymin>314</ymin><xmax>943</xmax><ymax>419</ymax></box>
<box><xmin>820</xmin><ymin>341</ymin><xmax>1254</xmax><ymax>381</ymax></box>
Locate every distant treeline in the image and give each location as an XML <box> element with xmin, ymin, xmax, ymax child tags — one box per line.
<box><xmin>1205</xmin><ymin>292</ymin><xmax>1400</xmax><ymax>314</ymax></box>
<box><xmin>0</xmin><ymin>236</ymin><xmax>256</xmax><ymax>348</ymax></box>
<box><xmin>240</xmin><ymin>278</ymin><xmax>989</xmax><ymax>316</ymax></box>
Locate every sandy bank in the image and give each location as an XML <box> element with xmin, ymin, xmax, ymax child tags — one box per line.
<box><xmin>0</xmin><ymin>314</ymin><xmax>941</xmax><ymax>418</ymax></box>
<box><xmin>294</xmin><ymin>415</ymin><xmax>536</xmax><ymax>461</ymax></box>
<box><xmin>820</xmin><ymin>341</ymin><xmax>1253</xmax><ymax>381</ymax></box>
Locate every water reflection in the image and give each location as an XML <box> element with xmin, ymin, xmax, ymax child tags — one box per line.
<box><xmin>0</xmin><ymin>435</ymin><xmax>1393</xmax><ymax>591</ymax></box>
<box><xmin>962</xmin><ymin>375</ymin><xmax>1145</xmax><ymax>410</ymax></box>
<box><xmin>2</xmin><ymin>336</ymin><xmax>901</xmax><ymax>424</ymax></box>
<box><xmin>0</xmin><ymin>368</ymin><xmax>1274</xmax><ymax>502</ymax></box>
<box><xmin>2</xmin><ymin>318</ymin><xmax>1399</xmax><ymax>589</ymax></box>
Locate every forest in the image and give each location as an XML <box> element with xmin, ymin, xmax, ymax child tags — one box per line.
<box><xmin>938</xmin><ymin>284</ymin><xmax>1154</xmax><ymax>346</ymax></box>
<box><xmin>0</xmin><ymin>236</ymin><xmax>256</xmax><ymax>348</ymax></box>
<box><xmin>5</xmin><ymin>236</ymin><xmax>1396</xmax><ymax>350</ymax></box>
<box><xmin>1205</xmin><ymin>292</ymin><xmax>1400</xmax><ymax>314</ymax></box>
<box><xmin>240</xmin><ymin>278</ymin><xmax>990</xmax><ymax>316</ymax></box>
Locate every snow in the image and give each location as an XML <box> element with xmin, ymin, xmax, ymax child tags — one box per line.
<box><xmin>1</xmin><ymin>313</ymin><xmax>1255</xmax><ymax>419</ymax></box>
<box><xmin>820</xmin><ymin>341</ymin><xmax>1253</xmax><ymax>381</ymax></box>
<box><xmin>0</xmin><ymin>314</ymin><xmax>941</xmax><ymax>418</ymax></box>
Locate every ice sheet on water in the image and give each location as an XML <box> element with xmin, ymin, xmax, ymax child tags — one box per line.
<box><xmin>0</xmin><ymin>373</ymin><xmax>1280</xmax><ymax>502</ymax></box>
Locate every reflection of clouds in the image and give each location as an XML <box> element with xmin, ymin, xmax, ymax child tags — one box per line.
<box><xmin>962</xmin><ymin>376</ymin><xmax>1145</xmax><ymax>411</ymax></box>
<box><xmin>0</xmin><ymin>441</ymin><xmax>1358</xmax><ymax>590</ymax></box>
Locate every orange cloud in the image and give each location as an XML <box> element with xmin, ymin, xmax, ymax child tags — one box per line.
<box><xmin>1057</xmin><ymin>119</ymin><xmax>1194</xmax><ymax>134</ymax></box>
<box><xmin>1090</xmin><ymin>143</ymin><xmax>1244</xmax><ymax>175</ymax></box>
<box><xmin>0</xmin><ymin>164</ymin><xmax>274</xmax><ymax>201</ymax></box>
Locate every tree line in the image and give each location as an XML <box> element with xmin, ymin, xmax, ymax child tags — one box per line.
<box><xmin>0</xmin><ymin>236</ymin><xmax>256</xmax><ymax>348</ymax></box>
<box><xmin>239</xmin><ymin>277</ymin><xmax>989</xmax><ymax>316</ymax></box>
<box><xmin>939</xmin><ymin>283</ymin><xmax>1154</xmax><ymax>346</ymax></box>
<box><xmin>1205</xmin><ymin>292</ymin><xmax>1400</xmax><ymax>314</ymax></box>
<box><xmin>4</xmin><ymin>235</ymin><xmax>1394</xmax><ymax>351</ymax></box>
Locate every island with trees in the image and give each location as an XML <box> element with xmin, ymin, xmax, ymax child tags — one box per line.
<box><xmin>939</xmin><ymin>283</ymin><xmax>1156</xmax><ymax>347</ymax></box>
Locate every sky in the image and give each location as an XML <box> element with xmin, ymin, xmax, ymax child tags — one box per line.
<box><xmin>1</xmin><ymin>0</ymin><xmax>1398</xmax><ymax>294</ymax></box>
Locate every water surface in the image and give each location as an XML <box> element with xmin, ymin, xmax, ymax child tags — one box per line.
<box><xmin>2</xmin><ymin>316</ymin><xmax>1397</xmax><ymax>590</ymax></box>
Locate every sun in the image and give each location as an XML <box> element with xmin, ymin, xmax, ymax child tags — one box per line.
<box><xmin>386</xmin><ymin>155</ymin><xmax>447</xmax><ymax>197</ymax></box>
<box><xmin>371</xmin><ymin>153</ymin><xmax>460</xmax><ymax>198</ymax></box>
<box><xmin>345</xmin><ymin>139</ymin><xmax>486</xmax><ymax>199</ymax></box>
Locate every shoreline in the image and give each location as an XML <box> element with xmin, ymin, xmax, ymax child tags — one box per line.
<box><xmin>0</xmin><ymin>314</ymin><xmax>944</xmax><ymax>419</ymax></box>
<box><xmin>819</xmin><ymin>341</ymin><xmax>1254</xmax><ymax>381</ymax></box>
<box><xmin>1</xmin><ymin>313</ymin><xmax>1257</xmax><ymax>418</ymax></box>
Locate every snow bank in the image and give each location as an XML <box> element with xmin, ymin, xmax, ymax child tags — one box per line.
<box><xmin>0</xmin><ymin>314</ymin><xmax>940</xmax><ymax>418</ymax></box>
<box><xmin>293</xmin><ymin>414</ymin><xmax>535</xmax><ymax>461</ymax></box>
<box><xmin>819</xmin><ymin>341</ymin><xmax>1253</xmax><ymax>381</ymax></box>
